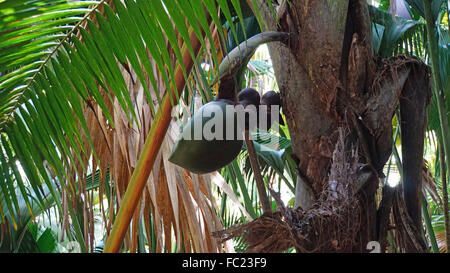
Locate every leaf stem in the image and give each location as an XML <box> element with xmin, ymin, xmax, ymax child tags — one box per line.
<box><xmin>244</xmin><ymin>130</ymin><xmax>271</xmax><ymax>214</ymax></box>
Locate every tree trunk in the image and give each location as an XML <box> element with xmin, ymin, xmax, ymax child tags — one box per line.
<box><xmin>256</xmin><ymin>0</ymin><xmax>378</xmax><ymax>251</ymax></box>
<box><xmin>235</xmin><ymin>0</ymin><xmax>431</xmax><ymax>252</ymax></box>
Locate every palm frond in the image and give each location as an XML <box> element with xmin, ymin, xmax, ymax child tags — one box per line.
<box><xmin>404</xmin><ymin>0</ymin><xmax>445</xmax><ymax>22</ymax></box>
<box><xmin>370</xmin><ymin>4</ymin><xmax>424</xmax><ymax>57</ymax></box>
<box><xmin>1</xmin><ymin>0</ymin><xmax>264</xmax><ymax>252</ymax></box>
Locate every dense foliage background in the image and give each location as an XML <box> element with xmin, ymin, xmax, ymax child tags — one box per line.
<box><xmin>0</xmin><ymin>0</ymin><xmax>448</xmax><ymax>253</ymax></box>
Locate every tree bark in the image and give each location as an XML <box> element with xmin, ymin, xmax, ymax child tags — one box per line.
<box><xmin>255</xmin><ymin>0</ymin><xmax>377</xmax><ymax>248</ymax></box>
<box><xmin>243</xmin><ymin>0</ymin><xmax>431</xmax><ymax>252</ymax></box>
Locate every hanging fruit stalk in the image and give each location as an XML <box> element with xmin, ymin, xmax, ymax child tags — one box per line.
<box><xmin>168</xmin><ymin>32</ymin><xmax>288</xmax><ymax>215</ymax></box>
<box><xmin>245</xmin><ymin>130</ymin><xmax>271</xmax><ymax>214</ymax></box>
<box><xmin>169</xmin><ymin>32</ymin><xmax>289</xmax><ymax>175</ymax></box>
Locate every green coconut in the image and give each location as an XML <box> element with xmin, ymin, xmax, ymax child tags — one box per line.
<box><xmin>170</xmin><ymin>31</ymin><xmax>289</xmax><ymax>173</ymax></box>
<box><xmin>169</xmin><ymin>100</ymin><xmax>244</xmax><ymax>173</ymax></box>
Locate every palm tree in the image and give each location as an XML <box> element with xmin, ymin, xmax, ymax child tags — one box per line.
<box><xmin>0</xmin><ymin>0</ymin><xmax>448</xmax><ymax>253</ymax></box>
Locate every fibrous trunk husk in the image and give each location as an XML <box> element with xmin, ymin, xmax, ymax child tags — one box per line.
<box><xmin>214</xmin><ymin>128</ymin><xmax>363</xmax><ymax>253</ymax></box>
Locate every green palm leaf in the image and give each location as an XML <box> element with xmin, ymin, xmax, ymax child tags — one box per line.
<box><xmin>369</xmin><ymin>5</ymin><xmax>423</xmax><ymax>57</ymax></box>
<box><xmin>405</xmin><ymin>0</ymin><xmax>445</xmax><ymax>22</ymax></box>
<box><xmin>1</xmin><ymin>0</ymin><xmax>260</xmax><ymax>252</ymax></box>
